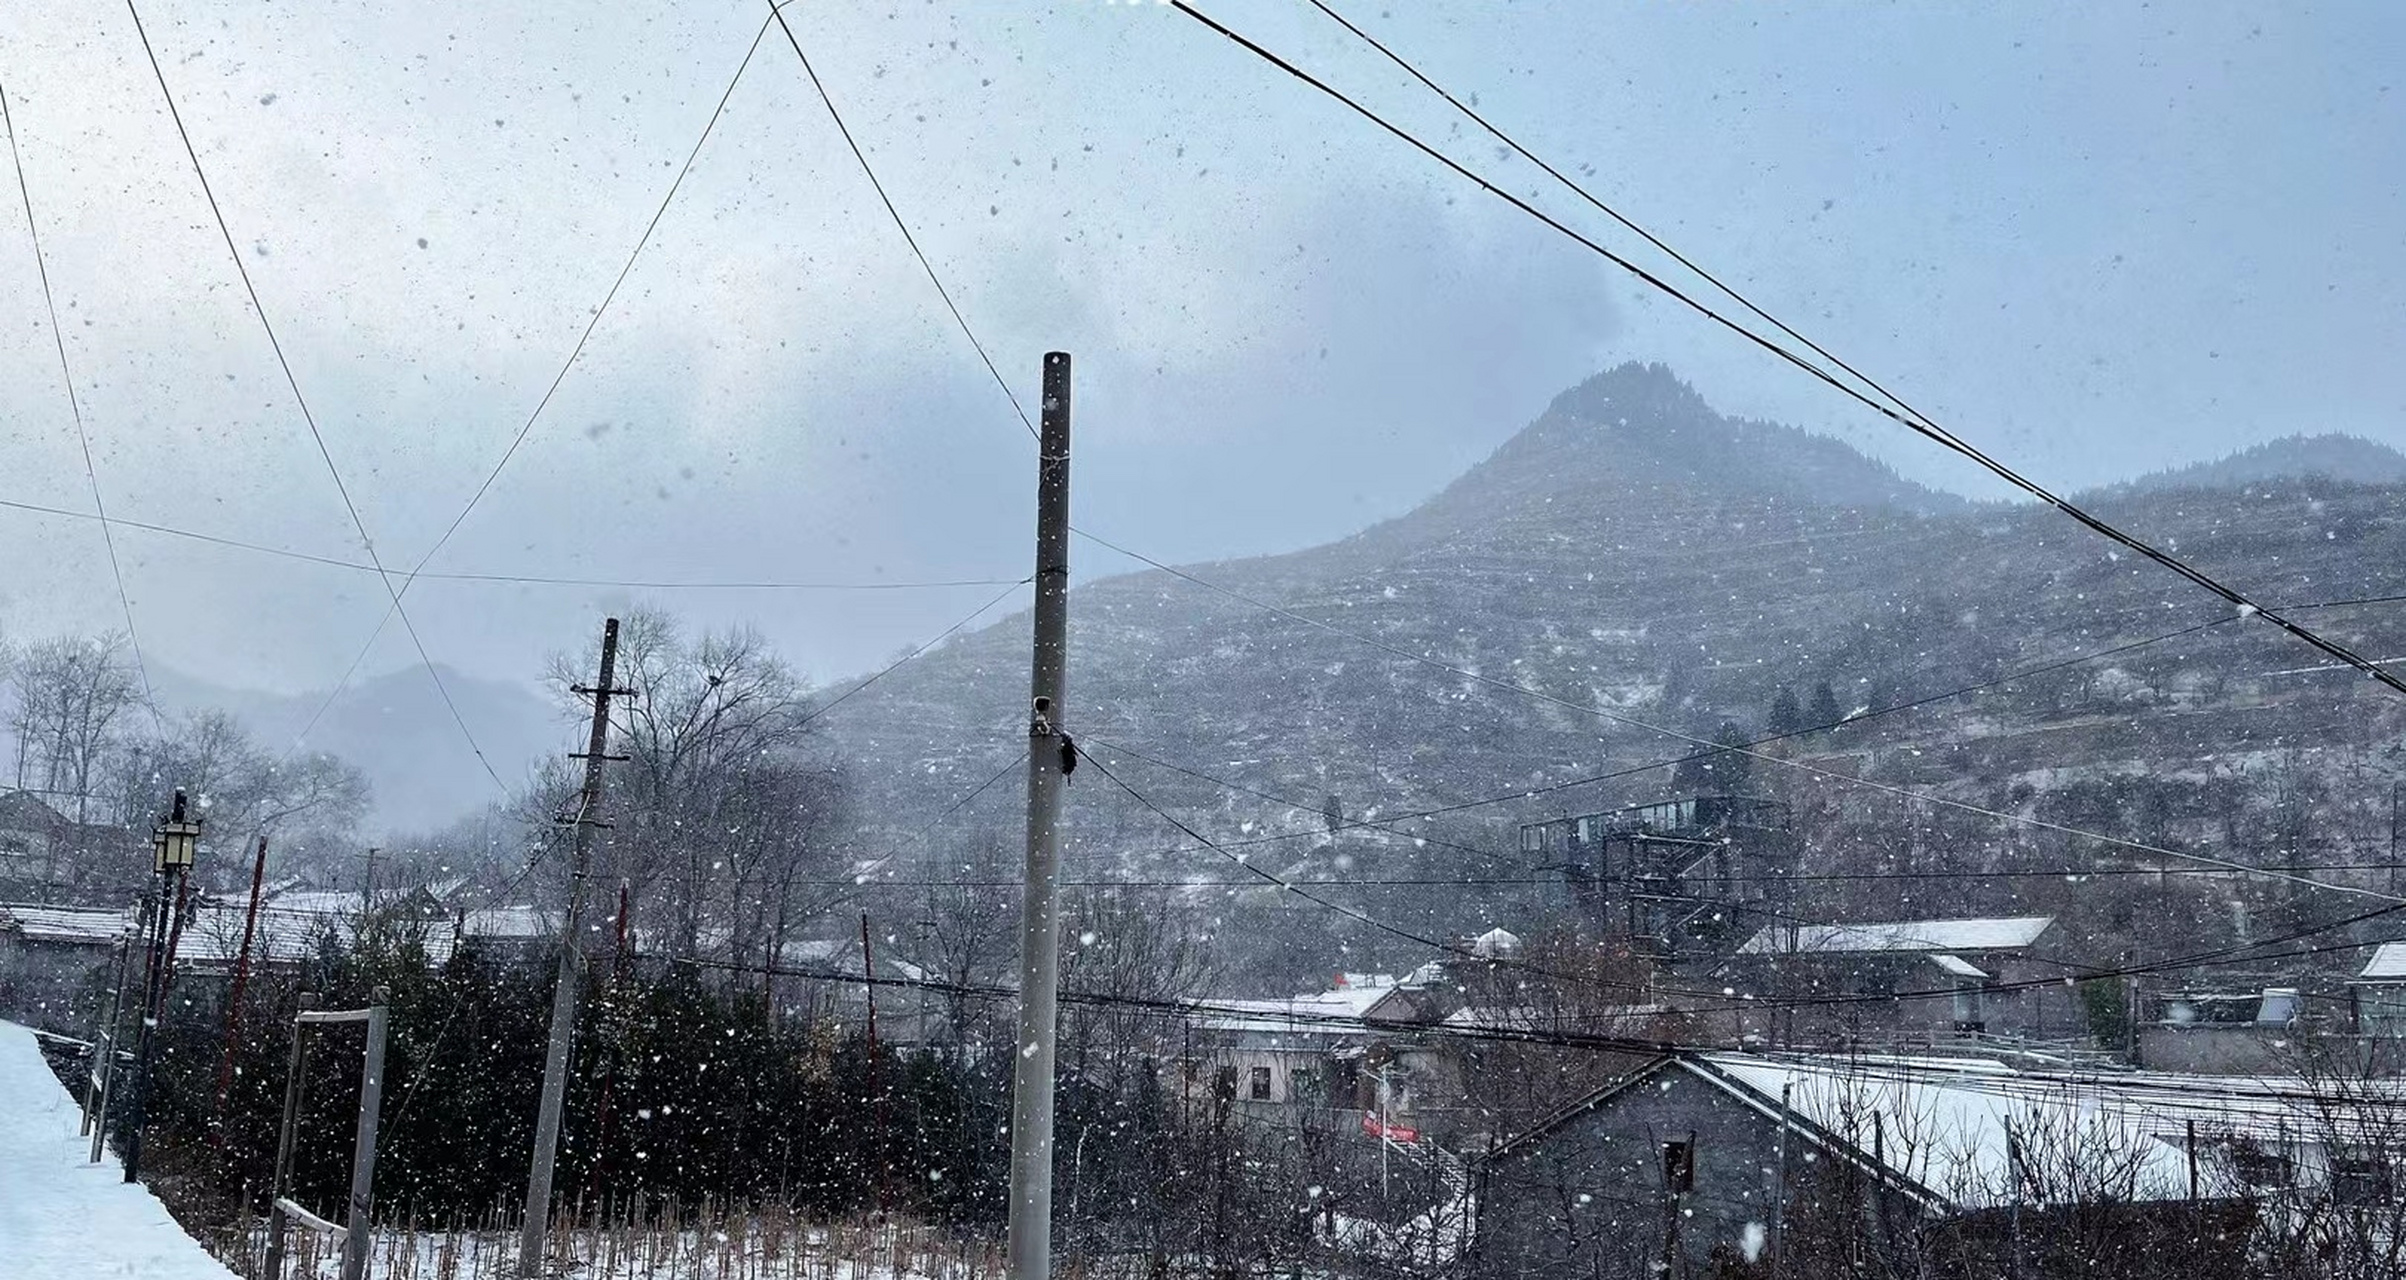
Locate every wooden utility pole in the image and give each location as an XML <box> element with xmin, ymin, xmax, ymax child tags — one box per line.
<box><xmin>863</xmin><ymin>911</ymin><xmax>890</xmax><ymax>1215</ymax></box>
<box><xmin>1770</xmin><ymin>1081</ymin><xmax>1791</xmax><ymax>1280</ymax></box>
<box><xmin>520</xmin><ymin>617</ymin><xmax>625</xmax><ymax>1276</ymax></box>
<box><xmin>1005</xmin><ymin>351</ymin><xmax>1073</xmax><ymax>1280</ymax></box>
<box><xmin>216</xmin><ymin>835</ymin><xmax>272</xmax><ymax>1128</ymax></box>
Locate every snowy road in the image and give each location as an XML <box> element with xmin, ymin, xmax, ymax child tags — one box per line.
<box><xmin>0</xmin><ymin>1020</ymin><xmax>237</xmax><ymax>1279</ymax></box>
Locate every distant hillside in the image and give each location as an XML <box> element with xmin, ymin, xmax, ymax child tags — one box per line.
<box><xmin>149</xmin><ymin>663</ymin><xmax>559</xmax><ymax>834</ymax></box>
<box><xmin>830</xmin><ymin>363</ymin><xmax>2406</xmax><ymax>988</ymax></box>
<box><xmin>2109</xmin><ymin>433</ymin><xmax>2406</xmax><ymax>495</ymax></box>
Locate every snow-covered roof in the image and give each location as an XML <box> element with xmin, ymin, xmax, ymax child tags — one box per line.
<box><xmin>172</xmin><ymin>905</ymin><xmax>345</xmax><ymax>968</ymax></box>
<box><xmin>0</xmin><ymin>903</ymin><xmax>135</xmax><ymax>946</ymax></box>
<box><xmin>1696</xmin><ymin>1053</ymin><xmax>2339</xmax><ymax>1208</ymax></box>
<box><xmin>1194</xmin><ymin>982</ymin><xmax>1415</xmax><ymax>1038</ymax></box>
<box><xmin>2358</xmin><ymin>941</ymin><xmax>2406</xmax><ymax>981</ymax></box>
<box><xmin>457</xmin><ymin>905</ymin><xmax>550</xmax><ymax>941</ymax></box>
<box><xmin>1505</xmin><ymin>1050</ymin><xmax>2381</xmax><ymax>1211</ymax></box>
<box><xmin>1442</xmin><ymin>1004</ymin><xmax>1667</xmax><ymax>1031</ymax></box>
<box><xmin>779</xmin><ymin>938</ymin><xmax>851</xmax><ymax>965</ymax></box>
<box><xmin>1928</xmin><ymin>954</ymin><xmax>1989</xmax><ymax>979</ymax></box>
<box><xmin>1735</xmin><ymin>916</ymin><xmax>2054</xmax><ymax>956</ymax></box>
<box><xmin>1471</xmin><ymin>928</ymin><xmax>1522</xmax><ymax>958</ymax></box>
<box><xmin>263</xmin><ymin>890</ymin><xmax>368</xmax><ymax>915</ymax></box>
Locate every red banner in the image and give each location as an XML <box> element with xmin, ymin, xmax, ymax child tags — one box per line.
<box><xmin>1362</xmin><ymin>1112</ymin><xmax>1420</xmax><ymax>1144</ymax></box>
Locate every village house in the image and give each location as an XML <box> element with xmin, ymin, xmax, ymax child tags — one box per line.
<box><xmin>0</xmin><ymin>790</ymin><xmax>148</xmax><ymax>903</ymax></box>
<box><xmin>2352</xmin><ymin>942</ymin><xmax>2406</xmax><ymax>1038</ymax></box>
<box><xmin>2134</xmin><ymin>984</ymin><xmax>2313</xmax><ymax>1074</ymax></box>
<box><xmin>1716</xmin><ymin>915</ymin><xmax>2084</xmax><ymax>1048</ymax></box>
<box><xmin>1469</xmin><ymin>1050</ymin><xmax>2332</xmax><ymax>1280</ymax></box>
<box><xmin>1179</xmin><ymin>969</ymin><xmax>1457</xmax><ymax>1133</ymax></box>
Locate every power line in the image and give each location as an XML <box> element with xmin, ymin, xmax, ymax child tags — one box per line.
<box><xmin>1079</xmin><ymin>745</ymin><xmax>1703</xmax><ymax>1005</ymax></box>
<box><xmin>1303</xmin><ymin>0</ymin><xmax>1915</xmax><ymax>432</ymax></box>
<box><xmin>763</xmin><ymin>0</ymin><xmax>1036</xmax><ymax>439</ymax></box>
<box><xmin>795</xmin><ymin>577</ymin><xmax>1031</xmax><ymax>731</ymax></box>
<box><xmin>666</xmin><ymin>912</ymin><xmax>2406</xmax><ymax>1070</ymax></box>
<box><xmin>1073</xmin><ymin>526</ymin><xmax>2403</xmax><ymax>904</ymax></box>
<box><xmin>836</xmin><ymin>863</ymin><xmax>2406</xmax><ymax>891</ymax></box>
<box><xmin>1075</xmin><ymin>610</ymin><xmax>2237</xmax><ymax>868</ymax></box>
<box><xmin>123</xmin><ymin>0</ymin><xmax>506</xmax><ymax>793</ymax></box>
<box><xmin>1127</xmin><ymin>610</ymin><xmax>2248</xmax><ymax>860</ymax></box>
<box><xmin>1165</xmin><ymin>0</ymin><xmax>2406</xmax><ymax>697</ymax></box>
<box><xmin>400</xmin><ymin>11</ymin><xmax>778</xmax><ymax>586</ymax></box>
<box><xmin>1085</xmin><ymin>735</ymin><xmax>1531</xmax><ymax>871</ymax></box>
<box><xmin>892</xmin><ymin>749</ymin><xmax>1029</xmax><ymax>861</ymax></box>
<box><xmin>0</xmin><ymin>491</ymin><xmax>1030</xmax><ymax>590</ymax></box>
<box><xmin>254</xmin><ymin>12</ymin><xmax>787</xmax><ymax>770</ymax></box>
<box><xmin>1</xmin><ymin>79</ymin><xmax>162</xmax><ymax>735</ymax></box>
<box><xmin>1071</xmin><ymin>730</ymin><xmax>2406</xmax><ymax>1018</ymax></box>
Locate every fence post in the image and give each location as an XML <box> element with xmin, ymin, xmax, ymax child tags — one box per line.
<box><xmin>264</xmin><ymin>991</ymin><xmax>317</xmax><ymax>1280</ymax></box>
<box><xmin>341</xmin><ymin>987</ymin><xmax>390</xmax><ymax>1280</ymax></box>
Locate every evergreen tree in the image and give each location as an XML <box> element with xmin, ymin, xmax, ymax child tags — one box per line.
<box><xmin>1809</xmin><ymin>680</ymin><xmax>1843</xmax><ymax>728</ymax></box>
<box><xmin>1767</xmin><ymin>685</ymin><xmax>1803</xmax><ymax>736</ymax></box>
<box><xmin>1671</xmin><ymin>719</ymin><xmax>1754</xmax><ymax>792</ymax></box>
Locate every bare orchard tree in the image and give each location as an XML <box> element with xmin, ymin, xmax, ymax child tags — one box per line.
<box><xmin>913</xmin><ymin>829</ymin><xmax>1021</xmax><ymax>1060</ymax></box>
<box><xmin>719</xmin><ymin>754</ymin><xmax>850</xmax><ymax>981</ymax></box>
<box><xmin>1060</xmin><ymin>885</ymin><xmax>1217</xmax><ymax>1085</ymax></box>
<box><xmin>6</xmin><ymin>631</ymin><xmax>143</xmax><ymax>824</ymax></box>
<box><xmin>2250</xmin><ymin>1035</ymin><xmax>2406</xmax><ymax>1279</ymax></box>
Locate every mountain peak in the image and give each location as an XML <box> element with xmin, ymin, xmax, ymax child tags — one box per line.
<box><xmin>1416</xmin><ymin>362</ymin><xmax>1965</xmax><ymax>526</ymax></box>
<box><xmin>1544</xmin><ymin>361</ymin><xmax>1713</xmax><ymax>428</ymax></box>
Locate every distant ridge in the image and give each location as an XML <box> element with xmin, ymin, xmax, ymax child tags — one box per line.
<box><xmin>146</xmin><ymin>663</ymin><xmax>559</xmax><ymax>834</ymax></box>
<box><xmin>2106</xmin><ymin>433</ymin><xmax>2406</xmax><ymax>496</ymax></box>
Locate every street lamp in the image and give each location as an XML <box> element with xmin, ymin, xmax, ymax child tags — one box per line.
<box><xmin>123</xmin><ymin>789</ymin><xmax>200</xmax><ymax>1184</ymax></box>
<box><xmin>153</xmin><ymin>796</ymin><xmax>200</xmax><ymax>873</ymax></box>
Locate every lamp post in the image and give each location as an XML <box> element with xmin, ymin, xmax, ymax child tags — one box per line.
<box><xmin>122</xmin><ymin>789</ymin><xmax>200</xmax><ymax>1184</ymax></box>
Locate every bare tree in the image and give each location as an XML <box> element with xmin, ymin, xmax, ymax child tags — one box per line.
<box><xmin>550</xmin><ymin>607</ymin><xmax>844</xmax><ymax>964</ymax></box>
<box><xmin>1061</xmin><ymin>885</ymin><xmax>1216</xmax><ymax>1083</ymax></box>
<box><xmin>6</xmin><ymin>631</ymin><xmax>142</xmax><ymax>827</ymax></box>
<box><xmin>100</xmin><ymin>709</ymin><xmax>370</xmax><ymax>894</ymax></box>
<box><xmin>914</xmin><ymin>830</ymin><xmax>1020</xmax><ymax>1059</ymax></box>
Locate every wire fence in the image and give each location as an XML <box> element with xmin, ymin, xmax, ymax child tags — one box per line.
<box><xmin>222</xmin><ymin>1209</ymin><xmax>1013</xmax><ymax>1280</ymax></box>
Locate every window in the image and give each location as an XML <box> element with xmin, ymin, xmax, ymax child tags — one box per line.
<box><xmin>1952</xmin><ymin>982</ymin><xmax>1987</xmax><ymax>1034</ymax></box>
<box><xmin>2223</xmin><ymin>1140</ymin><xmax>2291</xmax><ymax>1189</ymax></box>
<box><xmin>1213</xmin><ymin>1066</ymin><xmax>1237</xmax><ymax>1100</ymax></box>
<box><xmin>2362</xmin><ymin>986</ymin><xmax>2406</xmax><ymax>1037</ymax></box>
<box><xmin>2331</xmin><ymin>1151</ymin><xmax>2393</xmax><ymax>1206</ymax></box>
<box><xmin>1248</xmin><ymin>1066</ymin><xmax>1273</xmax><ymax>1101</ymax></box>
<box><xmin>1661</xmin><ymin>1139</ymin><xmax>1694</xmax><ymax>1192</ymax></box>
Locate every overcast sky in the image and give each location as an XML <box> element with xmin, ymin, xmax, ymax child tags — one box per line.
<box><xmin>1</xmin><ymin>0</ymin><xmax>2400</xmax><ymax>704</ymax></box>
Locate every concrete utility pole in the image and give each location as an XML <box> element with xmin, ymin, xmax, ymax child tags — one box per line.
<box><xmin>521</xmin><ymin>617</ymin><xmax>625</xmax><ymax>1276</ymax></box>
<box><xmin>1005</xmin><ymin>351</ymin><xmax>1073</xmax><ymax>1280</ymax></box>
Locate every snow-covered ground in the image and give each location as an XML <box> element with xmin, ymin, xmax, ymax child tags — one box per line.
<box><xmin>0</xmin><ymin>1020</ymin><xmax>237</xmax><ymax>1279</ymax></box>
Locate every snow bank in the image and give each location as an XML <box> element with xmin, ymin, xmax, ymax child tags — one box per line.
<box><xmin>0</xmin><ymin>1020</ymin><xmax>237</xmax><ymax>1279</ymax></box>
